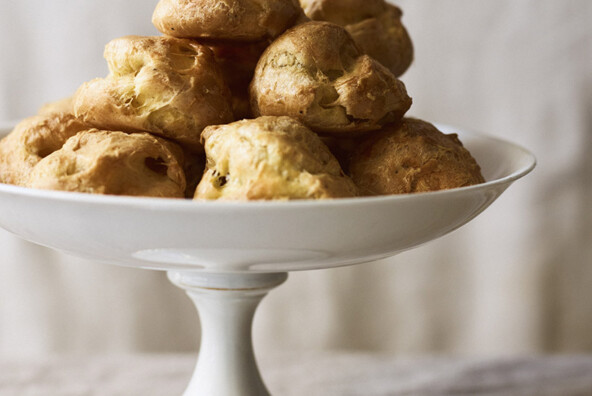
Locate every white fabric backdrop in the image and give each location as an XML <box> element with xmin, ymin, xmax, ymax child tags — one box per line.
<box><xmin>0</xmin><ymin>0</ymin><xmax>591</xmax><ymax>357</ymax></box>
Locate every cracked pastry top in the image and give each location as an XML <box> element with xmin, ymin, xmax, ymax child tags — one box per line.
<box><xmin>299</xmin><ymin>0</ymin><xmax>413</xmax><ymax>77</ymax></box>
<box><xmin>249</xmin><ymin>21</ymin><xmax>412</xmax><ymax>136</ymax></box>
<box><xmin>27</xmin><ymin>130</ymin><xmax>187</xmax><ymax>198</ymax></box>
<box><xmin>73</xmin><ymin>35</ymin><xmax>233</xmax><ymax>151</ymax></box>
<box><xmin>152</xmin><ymin>0</ymin><xmax>302</xmax><ymax>42</ymax></box>
<box><xmin>349</xmin><ymin>118</ymin><xmax>485</xmax><ymax>195</ymax></box>
<box><xmin>194</xmin><ymin>116</ymin><xmax>358</xmax><ymax>200</ymax></box>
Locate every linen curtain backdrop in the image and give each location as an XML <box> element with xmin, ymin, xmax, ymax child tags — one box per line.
<box><xmin>1</xmin><ymin>0</ymin><xmax>591</xmax><ymax>357</ymax></box>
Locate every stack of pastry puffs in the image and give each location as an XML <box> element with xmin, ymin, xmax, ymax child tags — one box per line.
<box><xmin>0</xmin><ymin>0</ymin><xmax>484</xmax><ymax>200</ymax></box>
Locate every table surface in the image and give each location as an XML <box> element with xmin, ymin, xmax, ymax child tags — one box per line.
<box><xmin>1</xmin><ymin>352</ymin><xmax>592</xmax><ymax>396</ymax></box>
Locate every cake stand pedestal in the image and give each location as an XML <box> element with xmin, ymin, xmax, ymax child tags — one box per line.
<box><xmin>168</xmin><ymin>271</ymin><xmax>287</xmax><ymax>396</ymax></box>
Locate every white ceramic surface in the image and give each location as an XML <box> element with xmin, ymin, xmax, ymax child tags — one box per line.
<box><xmin>169</xmin><ymin>272</ymin><xmax>288</xmax><ymax>396</ymax></box>
<box><xmin>0</xmin><ymin>126</ymin><xmax>535</xmax><ymax>274</ymax></box>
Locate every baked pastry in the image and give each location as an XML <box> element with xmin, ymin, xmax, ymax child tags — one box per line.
<box><xmin>349</xmin><ymin>119</ymin><xmax>485</xmax><ymax>195</ymax></box>
<box><xmin>152</xmin><ymin>0</ymin><xmax>302</xmax><ymax>42</ymax></box>
<box><xmin>0</xmin><ymin>112</ymin><xmax>89</xmax><ymax>186</ymax></box>
<box><xmin>250</xmin><ymin>21</ymin><xmax>412</xmax><ymax>136</ymax></box>
<box><xmin>27</xmin><ymin>130</ymin><xmax>187</xmax><ymax>198</ymax></box>
<box><xmin>195</xmin><ymin>116</ymin><xmax>358</xmax><ymax>200</ymax></box>
<box><xmin>209</xmin><ymin>41</ymin><xmax>268</xmax><ymax>119</ymax></box>
<box><xmin>73</xmin><ymin>35</ymin><xmax>233</xmax><ymax>151</ymax></box>
<box><xmin>300</xmin><ymin>0</ymin><xmax>413</xmax><ymax>77</ymax></box>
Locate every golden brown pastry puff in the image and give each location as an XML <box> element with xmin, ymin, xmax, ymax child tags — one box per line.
<box><xmin>250</xmin><ymin>22</ymin><xmax>412</xmax><ymax>136</ymax></box>
<box><xmin>194</xmin><ymin>116</ymin><xmax>358</xmax><ymax>200</ymax></box>
<box><xmin>300</xmin><ymin>0</ymin><xmax>413</xmax><ymax>77</ymax></box>
<box><xmin>152</xmin><ymin>0</ymin><xmax>302</xmax><ymax>42</ymax></box>
<box><xmin>349</xmin><ymin>118</ymin><xmax>485</xmax><ymax>195</ymax></box>
<box><xmin>73</xmin><ymin>36</ymin><xmax>233</xmax><ymax>151</ymax></box>
<box><xmin>0</xmin><ymin>113</ymin><xmax>89</xmax><ymax>186</ymax></box>
<box><xmin>27</xmin><ymin>130</ymin><xmax>187</xmax><ymax>198</ymax></box>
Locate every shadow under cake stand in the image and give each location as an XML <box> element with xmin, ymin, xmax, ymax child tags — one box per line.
<box><xmin>0</xmin><ymin>125</ymin><xmax>535</xmax><ymax>396</ymax></box>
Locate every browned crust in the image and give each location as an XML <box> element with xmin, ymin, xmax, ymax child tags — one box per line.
<box><xmin>300</xmin><ymin>0</ymin><xmax>413</xmax><ymax>77</ymax></box>
<box><xmin>153</xmin><ymin>0</ymin><xmax>302</xmax><ymax>41</ymax></box>
<box><xmin>73</xmin><ymin>35</ymin><xmax>233</xmax><ymax>151</ymax></box>
<box><xmin>27</xmin><ymin>130</ymin><xmax>187</xmax><ymax>198</ymax></box>
<box><xmin>195</xmin><ymin>116</ymin><xmax>358</xmax><ymax>200</ymax></box>
<box><xmin>0</xmin><ymin>113</ymin><xmax>90</xmax><ymax>185</ymax></box>
<box><xmin>250</xmin><ymin>21</ymin><xmax>412</xmax><ymax>136</ymax></box>
<box><xmin>349</xmin><ymin>118</ymin><xmax>485</xmax><ymax>195</ymax></box>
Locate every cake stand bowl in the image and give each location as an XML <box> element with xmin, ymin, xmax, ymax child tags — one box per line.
<box><xmin>0</xmin><ymin>125</ymin><xmax>535</xmax><ymax>395</ymax></box>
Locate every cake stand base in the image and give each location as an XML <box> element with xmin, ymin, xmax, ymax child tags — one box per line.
<box><xmin>168</xmin><ymin>271</ymin><xmax>288</xmax><ymax>396</ymax></box>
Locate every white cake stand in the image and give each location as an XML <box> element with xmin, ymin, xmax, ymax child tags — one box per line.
<box><xmin>0</xmin><ymin>125</ymin><xmax>535</xmax><ymax>396</ymax></box>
